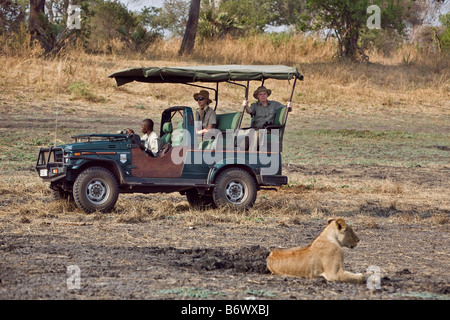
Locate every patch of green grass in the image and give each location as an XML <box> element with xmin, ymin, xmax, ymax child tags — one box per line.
<box><xmin>393</xmin><ymin>291</ymin><xmax>450</xmax><ymax>300</ymax></box>
<box><xmin>68</xmin><ymin>81</ymin><xmax>107</xmax><ymax>103</ymax></box>
<box><xmin>154</xmin><ymin>287</ymin><xmax>226</xmax><ymax>298</ymax></box>
<box><xmin>283</xmin><ymin>129</ymin><xmax>450</xmax><ymax>167</ymax></box>
<box><xmin>245</xmin><ymin>289</ymin><xmax>277</xmax><ymax>297</ymax></box>
<box><xmin>316</xmin><ymin>129</ymin><xmax>414</xmax><ymax>139</ymax></box>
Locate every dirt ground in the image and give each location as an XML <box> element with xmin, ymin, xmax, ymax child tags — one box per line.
<box><xmin>0</xmin><ymin>164</ymin><xmax>449</xmax><ymax>301</ymax></box>
<box><xmin>0</xmin><ymin>85</ymin><xmax>449</xmax><ymax>302</ymax></box>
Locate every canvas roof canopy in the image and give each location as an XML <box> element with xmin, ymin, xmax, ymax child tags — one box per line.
<box><xmin>109</xmin><ymin>65</ymin><xmax>303</xmax><ymax>87</ymax></box>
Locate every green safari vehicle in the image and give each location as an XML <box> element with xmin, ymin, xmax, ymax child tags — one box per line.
<box><xmin>35</xmin><ymin>65</ymin><xmax>303</xmax><ymax>213</ymax></box>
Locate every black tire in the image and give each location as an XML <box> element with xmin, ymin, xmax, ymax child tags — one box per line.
<box><xmin>51</xmin><ymin>188</ymin><xmax>74</xmax><ymax>202</ymax></box>
<box><xmin>186</xmin><ymin>188</ymin><xmax>216</xmax><ymax>210</ymax></box>
<box><xmin>73</xmin><ymin>167</ymin><xmax>119</xmax><ymax>213</ymax></box>
<box><xmin>213</xmin><ymin>168</ymin><xmax>257</xmax><ymax>210</ymax></box>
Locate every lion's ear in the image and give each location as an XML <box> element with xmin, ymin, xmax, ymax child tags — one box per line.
<box><xmin>327</xmin><ymin>218</ymin><xmax>335</xmax><ymax>225</ymax></box>
<box><xmin>336</xmin><ymin>218</ymin><xmax>347</xmax><ymax>232</ymax></box>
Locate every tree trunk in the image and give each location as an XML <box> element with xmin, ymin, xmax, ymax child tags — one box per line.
<box><xmin>179</xmin><ymin>0</ymin><xmax>201</xmax><ymax>56</ymax></box>
<box><xmin>342</xmin><ymin>28</ymin><xmax>360</xmax><ymax>61</ymax></box>
<box><xmin>29</xmin><ymin>0</ymin><xmax>45</xmax><ymax>43</ymax></box>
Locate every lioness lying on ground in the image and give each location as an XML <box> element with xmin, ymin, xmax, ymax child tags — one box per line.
<box><xmin>266</xmin><ymin>218</ymin><xmax>365</xmax><ymax>284</ymax></box>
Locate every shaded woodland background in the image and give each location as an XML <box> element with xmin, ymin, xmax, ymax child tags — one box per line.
<box><xmin>1</xmin><ymin>0</ymin><xmax>450</xmax><ymax>61</ymax></box>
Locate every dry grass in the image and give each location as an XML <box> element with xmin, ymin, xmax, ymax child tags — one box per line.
<box><xmin>0</xmin><ymin>169</ymin><xmax>447</xmax><ymax>229</ymax></box>
<box><xmin>1</xmin><ymin>34</ymin><xmax>448</xmax><ymax>115</ymax></box>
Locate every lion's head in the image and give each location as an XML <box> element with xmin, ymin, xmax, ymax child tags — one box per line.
<box><xmin>327</xmin><ymin>218</ymin><xmax>360</xmax><ymax>249</ymax></box>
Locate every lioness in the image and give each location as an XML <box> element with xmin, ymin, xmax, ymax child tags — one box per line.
<box><xmin>266</xmin><ymin>218</ymin><xmax>365</xmax><ymax>284</ymax></box>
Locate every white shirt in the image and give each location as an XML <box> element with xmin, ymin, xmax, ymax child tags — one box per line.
<box><xmin>142</xmin><ymin>131</ymin><xmax>161</xmax><ymax>156</ymax></box>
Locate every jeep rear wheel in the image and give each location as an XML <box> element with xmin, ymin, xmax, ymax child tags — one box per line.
<box><xmin>213</xmin><ymin>168</ymin><xmax>257</xmax><ymax>210</ymax></box>
<box><xmin>73</xmin><ymin>167</ymin><xmax>119</xmax><ymax>213</ymax></box>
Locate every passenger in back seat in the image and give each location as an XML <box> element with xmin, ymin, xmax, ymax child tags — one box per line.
<box><xmin>243</xmin><ymin>86</ymin><xmax>292</xmax><ymax>129</ymax></box>
<box><xmin>193</xmin><ymin>90</ymin><xmax>216</xmax><ymax>135</ymax></box>
<box><xmin>240</xmin><ymin>86</ymin><xmax>292</xmax><ymax>151</ymax></box>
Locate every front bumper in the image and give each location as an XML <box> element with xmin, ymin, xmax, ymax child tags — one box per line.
<box><xmin>35</xmin><ymin>147</ymin><xmax>67</xmax><ymax>182</ymax></box>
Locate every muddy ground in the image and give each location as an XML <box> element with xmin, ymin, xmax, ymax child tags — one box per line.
<box><xmin>0</xmin><ymin>164</ymin><xmax>449</xmax><ymax>301</ymax></box>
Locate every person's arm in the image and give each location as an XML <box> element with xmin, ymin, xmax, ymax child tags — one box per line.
<box><xmin>197</xmin><ymin>124</ymin><xmax>214</xmax><ymax>135</ymax></box>
<box><xmin>149</xmin><ymin>135</ymin><xmax>161</xmax><ymax>156</ymax></box>
<box><xmin>243</xmin><ymin>100</ymin><xmax>253</xmax><ymax>114</ymax></box>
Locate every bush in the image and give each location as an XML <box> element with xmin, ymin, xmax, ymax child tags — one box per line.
<box><xmin>440</xmin><ymin>13</ymin><xmax>450</xmax><ymax>52</ymax></box>
<box><xmin>360</xmin><ymin>29</ymin><xmax>403</xmax><ymax>57</ymax></box>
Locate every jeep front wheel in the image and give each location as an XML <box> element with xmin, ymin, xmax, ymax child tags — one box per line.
<box><xmin>213</xmin><ymin>168</ymin><xmax>257</xmax><ymax>210</ymax></box>
<box><xmin>73</xmin><ymin>167</ymin><xmax>119</xmax><ymax>213</ymax></box>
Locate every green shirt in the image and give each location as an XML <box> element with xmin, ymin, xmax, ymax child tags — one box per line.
<box><xmin>249</xmin><ymin>100</ymin><xmax>285</xmax><ymax>129</ymax></box>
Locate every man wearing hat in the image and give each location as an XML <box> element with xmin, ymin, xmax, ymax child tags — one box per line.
<box><xmin>194</xmin><ymin>90</ymin><xmax>216</xmax><ymax>135</ymax></box>
<box><xmin>243</xmin><ymin>86</ymin><xmax>292</xmax><ymax>129</ymax></box>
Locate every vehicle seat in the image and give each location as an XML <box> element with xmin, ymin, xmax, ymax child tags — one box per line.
<box><xmin>249</xmin><ymin>106</ymin><xmax>286</xmax><ymax>128</ymax></box>
<box><xmin>172</xmin><ymin>122</ymin><xmax>184</xmax><ymax>146</ymax></box>
<box><xmin>160</xmin><ymin>122</ymin><xmax>173</xmax><ymax>145</ymax></box>
<box><xmin>214</xmin><ymin>112</ymin><xmax>241</xmax><ymax>149</ymax></box>
<box><xmin>216</xmin><ymin>112</ymin><xmax>241</xmax><ymax>132</ymax></box>
<box><xmin>273</xmin><ymin>106</ymin><xmax>287</xmax><ymax>126</ymax></box>
<box><xmin>265</xmin><ymin>106</ymin><xmax>288</xmax><ymax>147</ymax></box>
<box><xmin>240</xmin><ymin>106</ymin><xmax>288</xmax><ymax>151</ymax></box>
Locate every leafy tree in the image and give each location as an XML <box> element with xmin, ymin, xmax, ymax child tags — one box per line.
<box><xmin>302</xmin><ymin>0</ymin><xmax>412</xmax><ymax>61</ymax></box>
<box><xmin>88</xmin><ymin>0</ymin><xmax>136</xmax><ymax>44</ymax></box>
<box><xmin>28</xmin><ymin>0</ymin><xmax>80</xmax><ymax>55</ymax></box>
<box><xmin>197</xmin><ymin>2</ymin><xmax>242</xmax><ymax>40</ymax></box>
<box><xmin>87</xmin><ymin>0</ymin><xmax>162</xmax><ymax>53</ymax></box>
<box><xmin>118</xmin><ymin>6</ymin><xmax>163</xmax><ymax>53</ymax></box>
<box><xmin>0</xmin><ymin>0</ymin><xmax>27</xmax><ymax>35</ymax></box>
<box><xmin>32</xmin><ymin>12</ymin><xmax>80</xmax><ymax>54</ymax></box>
<box><xmin>160</xmin><ymin>0</ymin><xmax>303</xmax><ymax>38</ymax></box>
<box><xmin>157</xmin><ymin>0</ymin><xmax>190</xmax><ymax>37</ymax></box>
<box><xmin>268</xmin><ymin>0</ymin><xmax>306</xmax><ymax>29</ymax></box>
<box><xmin>219</xmin><ymin>0</ymin><xmax>272</xmax><ymax>33</ymax></box>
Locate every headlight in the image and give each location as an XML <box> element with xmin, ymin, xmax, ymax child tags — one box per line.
<box><xmin>39</xmin><ymin>169</ymin><xmax>48</xmax><ymax>177</ymax></box>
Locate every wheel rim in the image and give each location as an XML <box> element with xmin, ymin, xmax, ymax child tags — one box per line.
<box><xmin>86</xmin><ymin>178</ymin><xmax>110</xmax><ymax>205</ymax></box>
<box><xmin>225</xmin><ymin>180</ymin><xmax>248</xmax><ymax>204</ymax></box>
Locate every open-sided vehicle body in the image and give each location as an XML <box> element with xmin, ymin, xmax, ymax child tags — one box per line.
<box><xmin>36</xmin><ymin>65</ymin><xmax>303</xmax><ymax>213</ymax></box>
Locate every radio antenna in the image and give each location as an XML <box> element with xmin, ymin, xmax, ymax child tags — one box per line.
<box><xmin>54</xmin><ymin>61</ymin><xmax>62</xmax><ymax>147</ymax></box>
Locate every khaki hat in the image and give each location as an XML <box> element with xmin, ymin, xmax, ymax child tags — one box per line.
<box><xmin>193</xmin><ymin>90</ymin><xmax>212</xmax><ymax>104</ymax></box>
<box><xmin>253</xmin><ymin>86</ymin><xmax>272</xmax><ymax>99</ymax></box>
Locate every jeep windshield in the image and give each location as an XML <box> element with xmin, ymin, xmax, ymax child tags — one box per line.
<box><xmin>71</xmin><ymin>133</ymin><xmax>128</xmax><ymax>143</ymax></box>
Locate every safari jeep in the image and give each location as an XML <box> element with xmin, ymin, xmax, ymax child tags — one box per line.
<box><xmin>35</xmin><ymin>65</ymin><xmax>303</xmax><ymax>213</ymax></box>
